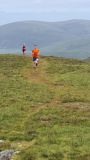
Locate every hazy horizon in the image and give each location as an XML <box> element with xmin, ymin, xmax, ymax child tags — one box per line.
<box><xmin>0</xmin><ymin>0</ymin><xmax>90</xmax><ymax>25</ymax></box>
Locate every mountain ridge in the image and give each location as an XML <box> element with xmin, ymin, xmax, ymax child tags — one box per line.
<box><xmin>0</xmin><ymin>19</ymin><xmax>90</xmax><ymax>58</ymax></box>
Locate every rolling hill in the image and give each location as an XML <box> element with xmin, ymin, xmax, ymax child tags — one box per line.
<box><xmin>0</xmin><ymin>20</ymin><xmax>90</xmax><ymax>58</ymax></box>
<box><xmin>0</xmin><ymin>54</ymin><xmax>90</xmax><ymax>160</ymax></box>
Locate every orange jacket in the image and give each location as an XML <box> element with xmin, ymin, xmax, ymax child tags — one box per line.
<box><xmin>32</xmin><ymin>48</ymin><xmax>39</xmax><ymax>58</ymax></box>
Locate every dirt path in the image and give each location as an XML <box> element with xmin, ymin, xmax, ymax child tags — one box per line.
<box><xmin>22</xmin><ymin>59</ymin><xmax>50</xmax><ymax>84</ymax></box>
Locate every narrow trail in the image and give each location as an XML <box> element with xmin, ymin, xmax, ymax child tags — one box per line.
<box><xmin>21</xmin><ymin>57</ymin><xmax>90</xmax><ymax>112</ymax></box>
<box><xmin>22</xmin><ymin>59</ymin><xmax>50</xmax><ymax>84</ymax></box>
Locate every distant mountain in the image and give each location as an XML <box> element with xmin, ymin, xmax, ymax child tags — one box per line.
<box><xmin>84</xmin><ymin>57</ymin><xmax>90</xmax><ymax>61</ymax></box>
<box><xmin>0</xmin><ymin>20</ymin><xmax>90</xmax><ymax>58</ymax></box>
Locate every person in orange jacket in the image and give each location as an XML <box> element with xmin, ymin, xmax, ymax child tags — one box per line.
<box><xmin>31</xmin><ymin>46</ymin><xmax>40</xmax><ymax>67</ymax></box>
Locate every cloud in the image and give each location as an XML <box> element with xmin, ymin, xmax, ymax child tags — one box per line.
<box><xmin>0</xmin><ymin>0</ymin><xmax>90</xmax><ymax>25</ymax></box>
<box><xmin>0</xmin><ymin>0</ymin><xmax>90</xmax><ymax>12</ymax></box>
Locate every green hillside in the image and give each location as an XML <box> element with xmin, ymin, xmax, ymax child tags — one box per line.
<box><xmin>0</xmin><ymin>54</ymin><xmax>90</xmax><ymax>160</ymax></box>
<box><xmin>41</xmin><ymin>36</ymin><xmax>90</xmax><ymax>59</ymax></box>
<box><xmin>1</xmin><ymin>20</ymin><xmax>90</xmax><ymax>58</ymax></box>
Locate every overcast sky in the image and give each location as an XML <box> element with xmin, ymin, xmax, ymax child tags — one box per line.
<box><xmin>0</xmin><ymin>0</ymin><xmax>90</xmax><ymax>25</ymax></box>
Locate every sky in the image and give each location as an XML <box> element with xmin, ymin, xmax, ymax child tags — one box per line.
<box><xmin>0</xmin><ymin>0</ymin><xmax>90</xmax><ymax>25</ymax></box>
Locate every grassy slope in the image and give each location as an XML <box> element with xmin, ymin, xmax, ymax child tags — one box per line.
<box><xmin>41</xmin><ymin>37</ymin><xmax>90</xmax><ymax>59</ymax></box>
<box><xmin>0</xmin><ymin>54</ymin><xmax>90</xmax><ymax>160</ymax></box>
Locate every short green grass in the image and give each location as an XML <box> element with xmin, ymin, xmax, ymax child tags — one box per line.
<box><xmin>0</xmin><ymin>54</ymin><xmax>90</xmax><ymax>160</ymax></box>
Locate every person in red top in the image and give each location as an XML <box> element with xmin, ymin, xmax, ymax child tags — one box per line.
<box><xmin>31</xmin><ymin>46</ymin><xmax>40</xmax><ymax>67</ymax></box>
<box><xmin>22</xmin><ymin>44</ymin><xmax>26</xmax><ymax>55</ymax></box>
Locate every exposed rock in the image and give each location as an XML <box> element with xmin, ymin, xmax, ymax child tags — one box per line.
<box><xmin>0</xmin><ymin>150</ymin><xmax>15</xmax><ymax>160</ymax></box>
